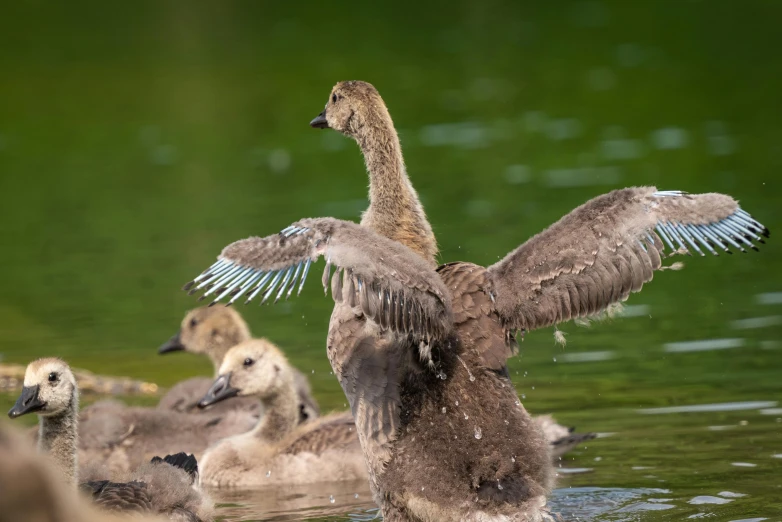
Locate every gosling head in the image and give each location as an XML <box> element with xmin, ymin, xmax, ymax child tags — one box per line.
<box><xmin>310</xmin><ymin>80</ymin><xmax>388</xmax><ymax>138</ymax></box>
<box><xmin>159</xmin><ymin>305</ymin><xmax>251</xmax><ymax>363</ymax></box>
<box><xmin>8</xmin><ymin>358</ymin><xmax>77</xmax><ymax>419</ymax></box>
<box><xmin>197</xmin><ymin>339</ymin><xmax>293</xmax><ymax>408</ymax></box>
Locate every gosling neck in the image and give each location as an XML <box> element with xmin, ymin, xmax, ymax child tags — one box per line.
<box><xmin>251</xmin><ymin>380</ymin><xmax>299</xmax><ymax>444</ymax></box>
<box><xmin>355</xmin><ymin>110</ymin><xmax>438</xmax><ymax>268</ymax></box>
<box><xmin>37</xmin><ymin>391</ymin><xmax>79</xmax><ymax>487</ymax></box>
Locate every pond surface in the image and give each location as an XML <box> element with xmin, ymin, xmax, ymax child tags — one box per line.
<box><xmin>1</xmin><ymin>1</ymin><xmax>781</xmax><ymax>521</ymax></box>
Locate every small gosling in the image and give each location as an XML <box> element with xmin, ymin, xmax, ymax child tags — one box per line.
<box><xmin>7</xmin><ymin>357</ymin><xmax>214</xmax><ymax>521</ymax></box>
<box><xmin>159</xmin><ymin>305</ymin><xmax>320</xmax><ymax>423</ymax></box>
<box><xmin>196</xmin><ymin>340</ymin><xmax>367</xmax><ymax>488</ymax></box>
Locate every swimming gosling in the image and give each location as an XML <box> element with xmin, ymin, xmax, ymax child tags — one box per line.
<box><xmin>159</xmin><ymin>305</ymin><xmax>320</xmax><ymax>423</ymax></box>
<box><xmin>196</xmin><ymin>339</ymin><xmax>367</xmax><ymax>488</ymax></box>
<box><xmin>8</xmin><ymin>357</ymin><xmax>214</xmax><ymax>521</ymax></box>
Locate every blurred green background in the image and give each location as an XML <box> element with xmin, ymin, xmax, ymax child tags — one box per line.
<box><xmin>1</xmin><ymin>1</ymin><xmax>780</xmax><ymax>520</ymax></box>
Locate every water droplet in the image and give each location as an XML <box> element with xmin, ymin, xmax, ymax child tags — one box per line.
<box><xmin>354</xmin><ymin>493</ymin><xmax>359</xmax><ymax>499</ymax></box>
<box><xmin>515</xmin><ymin>400</ymin><xmax>521</xmax><ymax>406</ymax></box>
<box><xmin>521</xmin><ymin>394</ymin><xmax>526</xmax><ymax>399</ymax></box>
<box><xmin>469</xmin><ymin>375</ymin><xmax>476</xmax><ymax>382</ymax></box>
<box><xmin>497</xmin><ymin>480</ymin><xmax>503</xmax><ymax>490</ymax></box>
<box><xmin>511</xmin><ymin>456</ymin><xmax>516</xmax><ymax>462</ymax></box>
<box><xmin>441</xmin><ymin>407</ymin><xmax>447</xmax><ymax>414</ymax></box>
<box><xmin>474</xmin><ymin>427</ymin><xmax>482</xmax><ymax>439</ymax></box>
<box><xmin>464</xmin><ymin>413</ymin><xmax>469</xmax><ymax>420</ymax></box>
<box><xmin>329</xmin><ymin>495</ymin><xmax>335</xmax><ymax>504</ymax></box>
<box><xmin>553</xmin><ymin>357</ymin><xmax>557</xmax><ymax>362</ymax></box>
<box><xmin>311</xmin><ymin>369</ymin><xmax>315</xmax><ymax>374</ymax></box>
<box><xmin>455</xmin><ymin>400</ymin><xmax>459</xmax><ymax>406</ymax></box>
<box><xmin>266</xmin><ymin>470</ymin><xmax>271</xmax><ymax>478</ymax></box>
<box><xmin>421</xmin><ymin>487</ymin><xmax>425</xmax><ymax>491</ymax></box>
<box><xmin>524</xmin><ymin>371</ymin><xmax>528</xmax><ymax>377</ymax></box>
<box><xmin>531</xmin><ymin>386</ymin><xmax>535</xmax><ymax>390</ymax></box>
<box><xmin>504</xmin><ymin>419</ymin><xmax>509</xmax><ymax>425</ymax></box>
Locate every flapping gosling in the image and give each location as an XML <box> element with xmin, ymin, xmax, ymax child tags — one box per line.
<box><xmin>183</xmin><ymin>81</ymin><xmax>768</xmax><ymax>520</ymax></box>
<box><xmin>195</xmin><ymin>339</ymin><xmax>366</xmax><ymax>487</ymax></box>
<box><xmin>7</xmin><ymin>358</ymin><xmax>214</xmax><ymax>521</ymax></box>
<box><xmin>314</xmin><ymin>82</ymin><xmax>593</xmax><ymax>459</ymax></box>
<box><xmin>159</xmin><ymin>305</ymin><xmax>320</xmax><ymax>423</ymax></box>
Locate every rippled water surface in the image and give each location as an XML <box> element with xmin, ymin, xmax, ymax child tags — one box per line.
<box><xmin>1</xmin><ymin>1</ymin><xmax>781</xmax><ymax>520</ymax></box>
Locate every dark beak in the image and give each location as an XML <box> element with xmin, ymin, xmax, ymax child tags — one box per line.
<box><xmin>198</xmin><ymin>373</ymin><xmax>240</xmax><ymax>408</ymax></box>
<box><xmin>159</xmin><ymin>331</ymin><xmax>186</xmax><ymax>354</ymax></box>
<box><xmin>8</xmin><ymin>385</ymin><xmax>45</xmax><ymax>419</ymax></box>
<box><xmin>309</xmin><ymin>110</ymin><xmax>329</xmax><ymax>129</ymax></box>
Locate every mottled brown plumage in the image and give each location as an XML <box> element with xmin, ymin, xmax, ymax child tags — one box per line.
<box><xmin>78</xmin><ymin>404</ymin><xmax>255</xmax><ymax>475</ymax></box>
<box><xmin>157</xmin><ymin>305</ymin><xmax>319</xmax><ymax>422</ymax></box>
<box><xmin>184</xmin><ymin>82</ymin><xmax>767</xmax><ymax>520</ymax></box>
<box><xmin>489</xmin><ymin>187</ymin><xmax>768</xmax><ymax>333</ymax></box>
<box><xmin>191</xmin><ymin>217</ymin><xmax>453</xmax><ymax>343</ymax></box>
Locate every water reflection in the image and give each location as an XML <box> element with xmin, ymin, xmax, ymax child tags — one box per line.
<box><xmin>729</xmin><ymin>316</ymin><xmax>782</xmax><ymax>330</ymax></box>
<box><xmin>755</xmin><ymin>292</ymin><xmax>782</xmax><ymax>305</ymax></box>
<box><xmin>689</xmin><ymin>495</ymin><xmax>733</xmax><ymax>505</ymax></box>
<box><xmin>211</xmin><ymin>479</ymin><xmax>374</xmax><ymax>521</ymax></box>
<box><xmin>212</xmin><ymin>486</ymin><xmax>688</xmax><ymax>521</ymax></box>
<box><xmin>637</xmin><ymin>401</ymin><xmax>777</xmax><ymax>414</ymax></box>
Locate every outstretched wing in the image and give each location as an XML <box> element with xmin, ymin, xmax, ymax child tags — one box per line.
<box><xmin>184</xmin><ymin>217</ymin><xmax>452</xmax><ymax>342</ymax></box>
<box><xmin>488</xmin><ymin>187</ymin><xmax>769</xmax><ymax>332</ymax></box>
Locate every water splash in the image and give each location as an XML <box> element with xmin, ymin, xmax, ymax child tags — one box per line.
<box><xmin>456</xmin><ymin>355</ymin><xmax>476</xmax><ymax>382</ymax></box>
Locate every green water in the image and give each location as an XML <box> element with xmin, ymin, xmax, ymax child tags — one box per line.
<box><xmin>1</xmin><ymin>1</ymin><xmax>781</xmax><ymax>520</ymax></box>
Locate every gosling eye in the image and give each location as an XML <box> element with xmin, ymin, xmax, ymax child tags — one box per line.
<box><xmin>48</xmin><ymin>372</ymin><xmax>58</xmax><ymax>383</ymax></box>
<box><xmin>243</xmin><ymin>358</ymin><xmax>254</xmax><ymax>367</ymax></box>
<box><xmin>332</xmin><ymin>93</ymin><xmax>337</xmax><ymax>103</ymax></box>
<box><xmin>189</xmin><ymin>318</ymin><xmax>198</xmax><ymax>328</ymax></box>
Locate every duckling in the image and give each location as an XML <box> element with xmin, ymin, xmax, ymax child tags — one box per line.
<box><xmin>159</xmin><ymin>305</ymin><xmax>320</xmax><ymax>423</ymax></box>
<box><xmin>0</xmin><ymin>420</ymin><xmax>170</xmax><ymax>522</ymax></box>
<box><xmin>196</xmin><ymin>339</ymin><xmax>367</xmax><ymax>488</ymax></box>
<box><xmin>183</xmin><ymin>81</ymin><xmax>767</xmax><ymax>520</ymax></box>
<box><xmin>7</xmin><ymin>358</ymin><xmax>214</xmax><ymax>521</ymax></box>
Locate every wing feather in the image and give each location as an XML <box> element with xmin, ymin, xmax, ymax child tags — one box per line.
<box><xmin>488</xmin><ymin>187</ymin><xmax>769</xmax><ymax>332</ymax></box>
<box><xmin>184</xmin><ymin>217</ymin><xmax>453</xmax><ymax>341</ymax></box>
